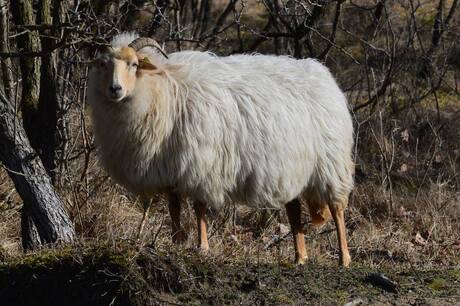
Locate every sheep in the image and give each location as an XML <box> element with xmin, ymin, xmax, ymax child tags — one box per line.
<box><xmin>87</xmin><ymin>32</ymin><xmax>354</xmax><ymax>267</ymax></box>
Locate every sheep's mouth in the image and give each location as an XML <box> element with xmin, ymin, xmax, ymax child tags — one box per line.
<box><xmin>107</xmin><ymin>93</ymin><xmax>126</xmax><ymax>103</ymax></box>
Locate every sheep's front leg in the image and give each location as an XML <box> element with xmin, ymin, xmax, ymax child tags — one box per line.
<box><xmin>137</xmin><ymin>198</ymin><xmax>152</xmax><ymax>240</ymax></box>
<box><xmin>285</xmin><ymin>199</ymin><xmax>308</xmax><ymax>265</ymax></box>
<box><xmin>192</xmin><ymin>201</ymin><xmax>209</xmax><ymax>251</ymax></box>
<box><xmin>167</xmin><ymin>192</ymin><xmax>187</xmax><ymax>243</ymax></box>
<box><xmin>328</xmin><ymin>202</ymin><xmax>351</xmax><ymax>267</ymax></box>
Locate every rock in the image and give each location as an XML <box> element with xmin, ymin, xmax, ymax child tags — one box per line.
<box><xmin>365</xmin><ymin>273</ymin><xmax>399</xmax><ymax>293</ymax></box>
<box><xmin>343</xmin><ymin>298</ymin><xmax>364</xmax><ymax>306</ymax></box>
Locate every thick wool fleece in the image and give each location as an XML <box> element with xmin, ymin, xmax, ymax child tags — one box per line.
<box><xmin>87</xmin><ymin>33</ymin><xmax>354</xmax><ymax>213</ymax></box>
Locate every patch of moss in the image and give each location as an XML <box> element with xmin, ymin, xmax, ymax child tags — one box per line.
<box><xmin>428</xmin><ymin>277</ymin><xmax>447</xmax><ymax>291</ymax></box>
<box><xmin>0</xmin><ymin>246</ymin><xmax>135</xmax><ymax>306</ymax></box>
<box><xmin>421</xmin><ymin>90</ymin><xmax>458</xmax><ymax>108</ymax></box>
<box><xmin>334</xmin><ymin>290</ymin><xmax>350</xmax><ymax>304</ymax></box>
<box><xmin>273</xmin><ymin>294</ymin><xmax>294</xmax><ymax>304</ymax></box>
<box><xmin>448</xmin><ymin>269</ymin><xmax>460</xmax><ymax>281</ymax></box>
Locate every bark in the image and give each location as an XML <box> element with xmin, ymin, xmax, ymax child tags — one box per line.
<box><xmin>37</xmin><ymin>0</ymin><xmax>58</xmax><ymax>182</ymax></box>
<box><xmin>11</xmin><ymin>0</ymin><xmax>60</xmax><ymax>177</ymax></box>
<box><xmin>431</xmin><ymin>0</ymin><xmax>444</xmax><ymax>50</ymax></box>
<box><xmin>21</xmin><ymin>205</ymin><xmax>42</xmax><ymax>250</ymax></box>
<box><xmin>10</xmin><ymin>0</ymin><xmax>41</xmax><ymax>158</ymax></box>
<box><xmin>10</xmin><ymin>0</ymin><xmax>63</xmax><ymax>247</ymax></box>
<box><xmin>0</xmin><ymin>89</ymin><xmax>75</xmax><ymax>248</ymax></box>
<box><xmin>0</xmin><ymin>0</ymin><xmax>14</xmax><ymax>100</ymax></box>
<box><xmin>53</xmin><ymin>0</ymin><xmax>71</xmax><ymax>182</ymax></box>
<box><xmin>10</xmin><ymin>0</ymin><xmax>44</xmax><ymax>248</ymax></box>
<box><xmin>419</xmin><ymin>0</ymin><xmax>459</xmax><ymax>78</ymax></box>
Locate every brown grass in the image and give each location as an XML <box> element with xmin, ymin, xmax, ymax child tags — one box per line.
<box><xmin>0</xmin><ymin>0</ymin><xmax>459</xmax><ymax>285</ymax></box>
<box><xmin>1</xmin><ymin>122</ymin><xmax>459</xmax><ymax>269</ymax></box>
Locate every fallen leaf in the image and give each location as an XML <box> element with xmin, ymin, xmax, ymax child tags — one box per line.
<box><xmin>398</xmin><ymin>164</ymin><xmax>408</xmax><ymax>173</ymax></box>
<box><xmin>279</xmin><ymin>223</ymin><xmax>290</xmax><ymax>236</ymax></box>
<box><xmin>434</xmin><ymin>154</ymin><xmax>442</xmax><ymax>163</ymax></box>
<box><xmin>401</xmin><ymin>129</ymin><xmax>409</xmax><ymax>142</ymax></box>
<box><xmin>229</xmin><ymin>234</ymin><xmax>238</xmax><ymax>243</ymax></box>
<box><xmin>412</xmin><ymin>232</ymin><xmax>427</xmax><ymax>246</ymax></box>
<box><xmin>452</xmin><ymin>241</ymin><xmax>460</xmax><ymax>251</ymax></box>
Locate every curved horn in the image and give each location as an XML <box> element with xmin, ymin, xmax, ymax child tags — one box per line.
<box><xmin>129</xmin><ymin>37</ymin><xmax>168</xmax><ymax>59</ymax></box>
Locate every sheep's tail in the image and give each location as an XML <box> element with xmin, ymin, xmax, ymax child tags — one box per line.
<box><xmin>307</xmin><ymin>200</ymin><xmax>331</xmax><ymax>226</ymax></box>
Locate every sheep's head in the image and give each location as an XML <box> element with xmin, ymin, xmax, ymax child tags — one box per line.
<box><xmin>92</xmin><ymin>37</ymin><xmax>166</xmax><ymax>102</ymax></box>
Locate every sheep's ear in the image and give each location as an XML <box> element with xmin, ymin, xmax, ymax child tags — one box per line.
<box><xmin>138</xmin><ymin>57</ymin><xmax>157</xmax><ymax>70</ymax></box>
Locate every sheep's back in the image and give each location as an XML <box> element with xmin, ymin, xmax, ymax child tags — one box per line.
<box><xmin>167</xmin><ymin>52</ymin><xmax>353</xmax><ymax>209</ymax></box>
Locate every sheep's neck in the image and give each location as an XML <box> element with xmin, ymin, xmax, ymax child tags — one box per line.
<box><xmin>118</xmin><ymin>75</ymin><xmax>183</xmax><ymax>155</ymax></box>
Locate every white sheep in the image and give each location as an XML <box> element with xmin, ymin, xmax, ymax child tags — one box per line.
<box><xmin>87</xmin><ymin>32</ymin><xmax>354</xmax><ymax>267</ymax></box>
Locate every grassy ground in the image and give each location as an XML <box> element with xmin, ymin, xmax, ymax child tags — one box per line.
<box><xmin>0</xmin><ymin>244</ymin><xmax>459</xmax><ymax>306</ymax></box>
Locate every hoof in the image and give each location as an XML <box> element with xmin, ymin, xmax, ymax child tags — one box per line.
<box><xmin>295</xmin><ymin>255</ymin><xmax>308</xmax><ymax>266</ymax></box>
<box><xmin>197</xmin><ymin>244</ymin><xmax>210</xmax><ymax>255</ymax></box>
<box><xmin>340</xmin><ymin>253</ymin><xmax>351</xmax><ymax>268</ymax></box>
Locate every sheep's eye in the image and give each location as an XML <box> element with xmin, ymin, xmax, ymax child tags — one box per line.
<box><xmin>99</xmin><ymin>61</ymin><xmax>106</xmax><ymax>68</ymax></box>
<box><xmin>131</xmin><ymin>62</ymin><xmax>138</xmax><ymax>68</ymax></box>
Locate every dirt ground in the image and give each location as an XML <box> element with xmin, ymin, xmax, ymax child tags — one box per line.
<box><xmin>0</xmin><ymin>245</ymin><xmax>458</xmax><ymax>306</ymax></box>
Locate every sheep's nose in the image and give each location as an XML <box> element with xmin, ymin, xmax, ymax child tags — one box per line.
<box><xmin>109</xmin><ymin>84</ymin><xmax>122</xmax><ymax>94</ymax></box>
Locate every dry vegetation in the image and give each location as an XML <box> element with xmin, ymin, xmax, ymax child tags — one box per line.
<box><xmin>0</xmin><ymin>0</ymin><xmax>459</xmax><ymax>304</ymax></box>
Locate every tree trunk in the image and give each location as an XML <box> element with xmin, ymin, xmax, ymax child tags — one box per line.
<box><xmin>0</xmin><ymin>89</ymin><xmax>75</xmax><ymax>248</ymax></box>
<box><xmin>11</xmin><ymin>0</ymin><xmax>43</xmax><ymax>248</ymax></box>
<box><xmin>37</xmin><ymin>0</ymin><xmax>58</xmax><ymax>182</ymax></box>
<box><xmin>0</xmin><ymin>0</ymin><xmax>14</xmax><ymax>100</ymax></box>
<box><xmin>10</xmin><ymin>0</ymin><xmax>58</xmax><ymax>176</ymax></box>
<box><xmin>419</xmin><ymin>0</ymin><xmax>459</xmax><ymax>78</ymax></box>
<box><xmin>10</xmin><ymin>0</ymin><xmax>63</xmax><ymax>248</ymax></box>
<box><xmin>21</xmin><ymin>205</ymin><xmax>43</xmax><ymax>250</ymax></box>
<box><xmin>52</xmin><ymin>0</ymin><xmax>72</xmax><ymax>183</ymax></box>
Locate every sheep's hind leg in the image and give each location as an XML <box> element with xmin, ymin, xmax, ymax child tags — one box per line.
<box><xmin>137</xmin><ymin>198</ymin><xmax>152</xmax><ymax>240</ymax></box>
<box><xmin>328</xmin><ymin>201</ymin><xmax>351</xmax><ymax>267</ymax></box>
<box><xmin>167</xmin><ymin>192</ymin><xmax>187</xmax><ymax>243</ymax></box>
<box><xmin>285</xmin><ymin>198</ymin><xmax>308</xmax><ymax>265</ymax></box>
<box><xmin>193</xmin><ymin>201</ymin><xmax>209</xmax><ymax>252</ymax></box>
